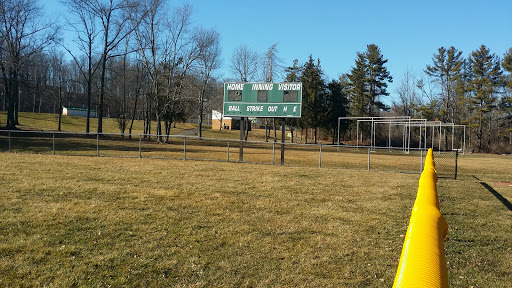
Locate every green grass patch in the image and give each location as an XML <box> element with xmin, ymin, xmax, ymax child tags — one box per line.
<box><xmin>1</xmin><ymin>153</ymin><xmax>511</xmax><ymax>287</ymax></box>
<box><xmin>1</xmin><ymin>112</ymin><xmax>308</xmax><ymax>143</ymax></box>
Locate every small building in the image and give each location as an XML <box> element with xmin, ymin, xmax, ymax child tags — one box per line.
<box><xmin>62</xmin><ymin>106</ymin><xmax>96</xmax><ymax>118</ymax></box>
<box><xmin>212</xmin><ymin>110</ymin><xmax>234</xmax><ymax>130</ymax></box>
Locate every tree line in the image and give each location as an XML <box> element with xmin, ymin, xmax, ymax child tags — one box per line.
<box><xmin>0</xmin><ymin>0</ymin><xmax>222</xmax><ymax>142</ymax></box>
<box><xmin>0</xmin><ymin>0</ymin><xmax>510</xmax><ymax>152</ymax></box>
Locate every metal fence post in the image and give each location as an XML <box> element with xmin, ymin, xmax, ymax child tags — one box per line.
<box><xmin>8</xmin><ymin>131</ymin><xmax>11</xmax><ymax>152</ymax></box>
<box><xmin>319</xmin><ymin>144</ymin><xmax>322</xmax><ymax>168</ymax></box>
<box><xmin>227</xmin><ymin>140</ymin><xmax>230</xmax><ymax>162</ymax></box>
<box><xmin>184</xmin><ymin>137</ymin><xmax>187</xmax><ymax>160</ymax></box>
<box><xmin>420</xmin><ymin>149</ymin><xmax>423</xmax><ymax>173</ymax></box>
<box><xmin>53</xmin><ymin>132</ymin><xmax>56</xmax><ymax>155</ymax></box>
<box><xmin>455</xmin><ymin>150</ymin><xmax>458</xmax><ymax>180</ymax></box>
<box><xmin>96</xmin><ymin>133</ymin><xmax>99</xmax><ymax>157</ymax></box>
<box><xmin>139</xmin><ymin>134</ymin><xmax>142</xmax><ymax>159</ymax></box>
<box><xmin>367</xmin><ymin>148</ymin><xmax>370</xmax><ymax>171</ymax></box>
<box><xmin>272</xmin><ymin>142</ymin><xmax>275</xmax><ymax>165</ymax></box>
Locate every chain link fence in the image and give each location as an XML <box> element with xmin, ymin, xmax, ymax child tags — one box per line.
<box><xmin>0</xmin><ymin>130</ymin><xmax>458</xmax><ymax>178</ymax></box>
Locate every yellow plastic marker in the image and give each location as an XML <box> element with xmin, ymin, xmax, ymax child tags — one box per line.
<box><xmin>393</xmin><ymin>148</ymin><xmax>449</xmax><ymax>288</ymax></box>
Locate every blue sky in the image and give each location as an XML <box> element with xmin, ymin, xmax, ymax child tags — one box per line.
<box><xmin>45</xmin><ymin>0</ymin><xmax>512</xmax><ymax>103</ymax></box>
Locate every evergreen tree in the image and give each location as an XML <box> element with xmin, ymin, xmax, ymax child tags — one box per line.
<box><xmin>500</xmin><ymin>48</ymin><xmax>512</xmax><ymax>146</ymax></box>
<box><xmin>347</xmin><ymin>44</ymin><xmax>392</xmax><ymax>117</ymax></box>
<box><xmin>347</xmin><ymin>52</ymin><xmax>368</xmax><ymax>117</ymax></box>
<box><xmin>365</xmin><ymin>44</ymin><xmax>393</xmax><ymax>115</ymax></box>
<box><xmin>285</xmin><ymin>59</ymin><xmax>301</xmax><ymax>82</ymax></box>
<box><xmin>323</xmin><ymin>77</ymin><xmax>349</xmax><ymax>143</ymax></box>
<box><xmin>425</xmin><ymin>46</ymin><xmax>464</xmax><ymax>123</ymax></box>
<box><xmin>284</xmin><ymin>59</ymin><xmax>302</xmax><ymax>142</ymax></box>
<box><xmin>468</xmin><ymin>44</ymin><xmax>502</xmax><ymax>152</ymax></box>
<box><xmin>503</xmin><ymin>48</ymin><xmax>512</xmax><ymax>89</ymax></box>
<box><xmin>300</xmin><ymin>55</ymin><xmax>325</xmax><ymax>144</ymax></box>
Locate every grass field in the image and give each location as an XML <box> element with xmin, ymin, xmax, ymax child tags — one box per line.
<box><xmin>0</xmin><ymin>112</ymin><xmax>291</xmax><ymax>143</ymax></box>
<box><xmin>1</xmin><ymin>112</ymin><xmax>511</xmax><ymax>286</ymax></box>
<box><xmin>1</xmin><ymin>151</ymin><xmax>511</xmax><ymax>287</ymax></box>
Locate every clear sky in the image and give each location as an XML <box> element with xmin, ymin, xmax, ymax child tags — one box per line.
<box><xmin>44</xmin><ymin>0</ymin><xmax>512</xmax><ymax>103</ymax></box>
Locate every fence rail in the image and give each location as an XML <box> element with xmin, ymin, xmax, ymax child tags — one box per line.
<box><xmin>0</xmin><ymin>130</ymin><xmax>458</xmax><ymax>178</ymax></box>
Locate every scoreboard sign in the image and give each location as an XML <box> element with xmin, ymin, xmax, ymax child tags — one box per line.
<box><xmin>223</xmin><ymin>82</ymin><xmax>302</xmax><ymax>118</ymax></box>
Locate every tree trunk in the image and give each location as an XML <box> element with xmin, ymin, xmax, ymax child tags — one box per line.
<box><xmin>58</xmin><ymin>85</ymin><xmax>62</xmax><ymax>131</ymax></box>
<box><xmin>265</xmin><ymin>119</ymin><xmax>268</xmax><ymax>142</ymax></box>
<box><xmin>291</xmin><ymin>124</ymin><xmax>294</xmax><ymax>143</ymax></box>
<box><xmin>128</xmin><ymin>89</ymin><xmax>139</xmax><ymax>140</ymax></box>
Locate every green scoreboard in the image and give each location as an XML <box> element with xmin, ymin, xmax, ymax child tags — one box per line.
<box><xmin>223</xmin><ymin>82</ymin><xmax>302</xmax><ymax>118</ymax></box>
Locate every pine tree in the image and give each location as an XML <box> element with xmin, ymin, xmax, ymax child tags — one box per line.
<box><xmin>347</xmin><ymin>44</ymin><xmax>392</xmax><ymax>117</ymax></box>
<box><xmin>425</xmin><ymin>46</ymin><xmax>464</xmax><ymax>123</ymax></box>
<box><xmin>300</xmin><ymin>55</ymin><xmax>325</xmax><ymax>144</ymax></box>
<box><xmin>285</xmin><ymin>59</ymin><xmax>301</xmax><ymax>82</ymax></box>
<box><xmin>503</xmin><ymin>48</ymin><xmax>512</xmax><ymax>88</ymax></box>
<box><xmin>500</xmin><ymin>48</ymin><xmax>512</xmax><ymax>146</ymax></box>
<box><xmin>347</xmin><ymin>52</ymin><xmax>368</xmax><ymax>117</ymax></box>
<box><xmin>323</xmin><ymin>78</ymin><xmax>349</xmax><ymax>143</ymax></box>
<box><xmin>468</xmin><ymin>45</ymin><xmax>502</xmax><ymax>152</ymax></box>
<box><xmin>365</xmin><ymin>44</ymin><xmax>393</xmax><ymax>115</ymax></box>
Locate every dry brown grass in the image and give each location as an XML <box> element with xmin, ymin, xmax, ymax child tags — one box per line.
<box><xmin>1</xmin><ymin>152</ymin><xmax>511</xmax><ymax>287</ymax></box>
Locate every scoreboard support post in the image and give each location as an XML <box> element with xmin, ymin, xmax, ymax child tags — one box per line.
<box><xmin>281</xmin><ymin>118</ymin><xmax>285</xmax><ymax>165</ymax></box>
<box><xmin>239</xmin><ymin>117</ymin><xmax>244</xmax><ymax>162</ymax></box>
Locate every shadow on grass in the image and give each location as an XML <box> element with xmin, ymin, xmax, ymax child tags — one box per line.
<box><xmin>479</xmin><ymin>181</ymin><xmax>512</xmax><ymax>212</ymax></box>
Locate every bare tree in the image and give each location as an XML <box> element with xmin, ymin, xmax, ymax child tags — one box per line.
<box><xmin>195</xmin><ymin>27</ymin><xmax>221</xmax><ymax>138</ymax></box>
<box><xmin>61</xmin><ymin>0</ymin><xmax>103</xmax><ymax>134</ymax></box>
<box><xmin>0</xmin><ymin>0</ymin><xmax>58</xmax><ymax>129</ymax></box>
<box><xmin>262</xmin><ymin>43</ymin><xmax>284</xmax><ymax>83</ymax></box>
<box><xmin>230</xmin><ymin>45</ymin><xmax>259</xmax><ymax>82</ymax></box>
<box><xmin>161</xmin><ymin>4</ymin><xmax>201</xmax><ymax>142</ymax></box>
<box><xmin>262</xmin><ymin>43</ymin><xmax>284</xmax><ymax>142</ymax></box>
<box><xmin>87</xmin><ymin>0</ymin><xmax>142</xmax><ymax>134</ymax></box>
<box><xmin>133</xmin><ymin>0</ymin><xmax>165</xmax><ymax>140</ymax></box>
<box><xmin>394</xmin><ymin>68</ymin><xmax>418</xmax><ymax>117</ymax></box>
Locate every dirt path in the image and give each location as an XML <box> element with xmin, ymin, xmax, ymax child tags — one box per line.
<box><xmin>177</xmin><ymin>128</ymin><xmax>197</xmax><ymax>136</ymax></box>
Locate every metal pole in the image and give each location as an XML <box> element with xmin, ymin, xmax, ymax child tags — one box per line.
<box><xmin>96</xmin><ymin>133</ymin><xmax>99</xmax><ymax>157</ymax></box>
<box><xmin>424</xmin><ymin>123</ymin><xmax>427</xmax><ymax>150</ymax></box>
<box><xmin>319</xmin><ymin>144</ymin><xmax>322</xmax><ymax>168</ymax></box>
<box><xmin>370</xmin><ymin>118</ymin><xmax>374</xmax><ymax>150</ymax></box>
<box><xmin>356</xmin><ymin>121</ymin><xmax>359</xmax><ymax>150</ymax></box>
<box><xmin>438</xmin><ymin>123</ymin><xmax>441</xmax><ymax>153</ymax></box>
<box><xmin>281</xmin><ymin>119</ymin><xmax>285</xmax><ymax>165</ymax></box>
<box><xmin>463</xmin><ymin>126</ymin><xmax>466</xmax><ymax>155</ymax></box>
<box><xmin>337</xmin><ymin>118</ymin><xmax>340</xmax><ymax>146</ymax></box>
<box><xmin>455</xmin><ymin>150</ymin><xmax>458</xmax><ymax>180</ymax></box>
<box><xmin>403</xmin><ymin>125</ymin><xmax>406</xmax><ymax>153</ymax></box>
<box><xmin>272</xmin><ymin>142</ymin><xmax>275</xmax><ymax>165</ymax></box>
<box><xmin>443</xmin><ymin>128</ymin><xmax>446</xmax><ymax>151</ymax></box>
<box><xmin>139</xmin><ymin>134</ymin><xmax>142</xmax><ymax>158</ymax></box>
<box><xmin>432</xmin><ymin>126</ymin><xmax>434</xmax><ymax>149</ymax></box>
<box><xmin>367</xmin><ymin>148</ymin><xmax>370</xmax><ymax>171</ymax></box>
<box><xmin>183</xmin><ymin>137</ymin><xmax>186</xmax><ymax>160</ymax></box>
<box><xmin>227</xmin><ymin>140</ymin><xmax>230</xmax><ymax>162</ymax></box>
<box><xmin>373</xmin><ymin>120</ymin><xmax>376</xmax><ymax>151</ymax></box>
<box><xmin>388</xmin><ymin>122</ymin><xmax>391</xmax><ymax>152</ymax></box>
<box><xmin>420</xmin><ymin>149</ymin><xmax>423</xmax><ymax>173</ymax></box>
<box><xmin>451</xmin><ymin>124</ymin><xmax>454</xmax><ymax>151</ymax></box>
<box><xmin>419</xmin><ymin>123</ymin><xmax>422</xmax><ymax>151</ymax></box>
<box><xmin>407</xmin><ymin>119</ymin><xmax>411</xmax><ymax>154</ymax></box>
<box><xmin>239</xmin><ymin>117</ymin><xmax>244</xmax><ymax>162</ymax></box>
<box><xmin>53</xmin><ymin>132</ymin><xmax>55</xmax><ymax>155</ymax></box>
